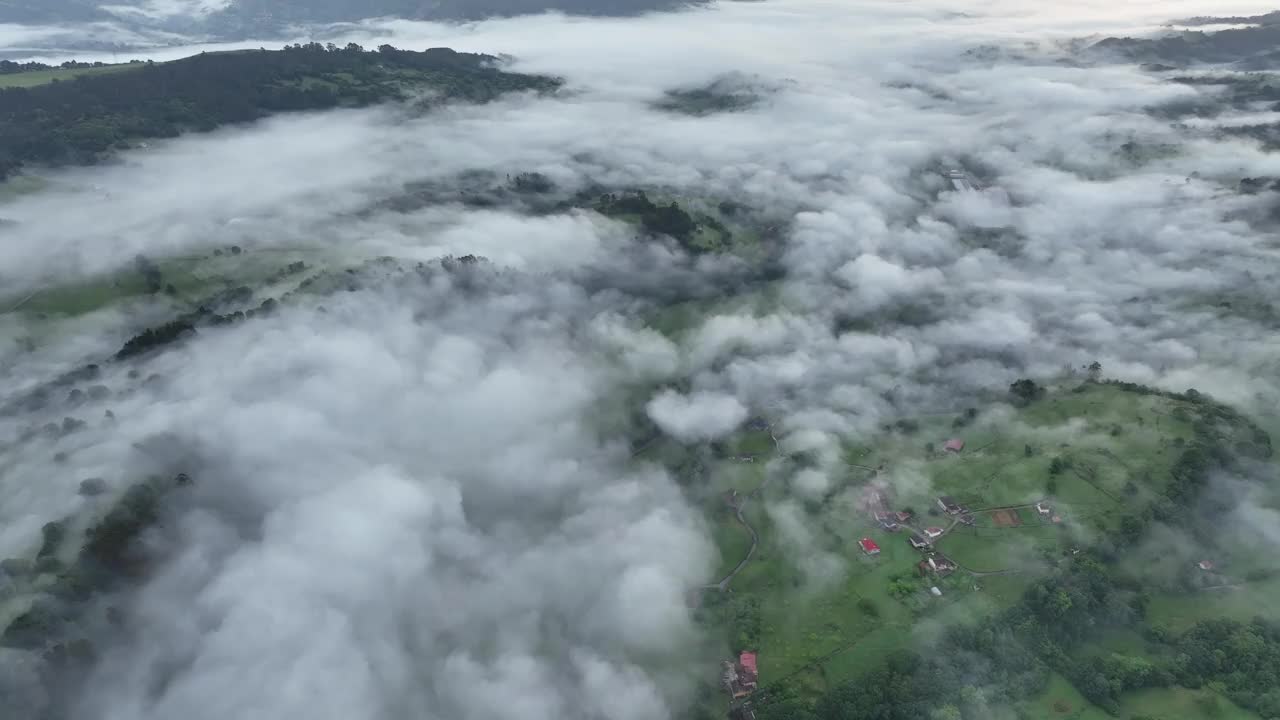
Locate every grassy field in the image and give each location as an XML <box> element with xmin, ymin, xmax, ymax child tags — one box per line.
<box><xmin>1117</xmin><ymin>687</ymin><xmax>1260</xmax><ymax>720</ymax></box>
<box><xmin>2</xmin><ymin>248</ymin><xmax>331</xmax><ymax>320</ymax></box>
<box><xmin>0</xmin><ymin>63</ymin><xmax>142</xmax><ymax>88</ymax></box>
<box><xmin>1023</xmin><ymin>672</ymin><xmax>1111</xmax><ymax>720</ymax></box>
<box><xmin>1146</xmin><ymin>577</ymin><xmax>1280</xmax><ymax>632</ymax></box>
<box><xmin>1015</xmin><ymin>675</ymin><xmax>1259</xmax><ymax>720</ymax></box>
<box><xmin>709</xmin><ymin>509</ymin><xmax>754</xmax><ymax>581</ymax></box>
<box><xmin>0</xmin><ymin>174</ymin><xmax>48</xmax><ymax>202</ymax></box>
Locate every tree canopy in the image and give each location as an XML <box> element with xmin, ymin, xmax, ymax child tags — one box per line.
<box><xmin>0</xmin><ymin>43</ymin><xmax>560</xmax><ymax>181</ymax></box>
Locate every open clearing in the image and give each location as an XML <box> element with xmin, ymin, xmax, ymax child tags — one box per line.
<box><xmin>1147</xmin><ymin>576</ymin><xmax>1280</xmax><ymax>632</ymax></box>
<box><xmin>0</xmin><ymin>63</ymin><xmax>143</xmax><ymax>89</ymax></box>
<box><xmin>991</xmin><ymin>508</ymin><xmax>1021</xmax><ymax>527</ymax></box>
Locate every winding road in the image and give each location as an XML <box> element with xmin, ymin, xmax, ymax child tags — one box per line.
<box><xmin>708</xmin><ymin>427</ymin><xmax>781</xmax><ymax>591</ymax></box>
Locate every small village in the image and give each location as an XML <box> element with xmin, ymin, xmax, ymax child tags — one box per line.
<box><xmin>715</xmin><ymin>435</ymin><xmax>1071</xmax><ymax>716</ymax></box>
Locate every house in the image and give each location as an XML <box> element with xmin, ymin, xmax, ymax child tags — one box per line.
<box><xmin>926</xmin><ymin>554</ymin><xmax>957</xmax><ymax>576</ymax></box>
<box><xmin>958</xmin><ymin>513</ymin><xmax>975</xmax><ymax>526</ymax></box>
<box><xmin>937</xmin><ymin>496</ymin><xmax>961</xmax><ymax>514</ymax></box>
<box><xmin>896</xmin><ymin>510</ymin><xmax>914</xmax><ymax>523</ymax></box>
<box><xmin>924</xmin><ymin>527</ymin><xmax>945</xmax><ymax>540</ymax></box>
<box><xmin>944</xmin><ymin>438</ymin><xmax>965</xmax><ymax>453</ymax></box>
<box><xmin>722</xmin><ymin>661</ymin><xmax>740</xmax><ymax>695</ymax></box>
<box><xmin>908</xmin><ymin>533</ymin><xmax>931</xmax><ymax>550</ymax></box>
<box><xmin>739</xmin><ymin>652</ymin><xmax>758</xmax><ymax>690</ymax></box>
<box><xmin>859</xmin><ymin>537</ymin><xmax>881</xmax><ymax>555</ymax></box>
<box><xmin>1198</xmin><ymin>560</ymin><xmax>1215</xmax><ymax>571</ymax></box>
<box><xmin>1036</xmin><ymin>501</ymin><xmax>1051</xmax><ymax>516</ymax></box>
<box><xmin>874</xmin><ymin>512</ymin><xmax>899</xmax><ymax>531</ymax></box>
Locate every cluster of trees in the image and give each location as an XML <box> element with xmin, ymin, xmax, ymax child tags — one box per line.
<box><xmin>655</xmin><ymin>85</ymin><xmax>759</xmax><ymax>116</ymax></box>
<box><xmin>592</xmin><ymin>190</ymin><xmax>738</xmax><ymax>255</ymax></box>
<box><xmin>1172</xmin><ymin>618</ymin><xmax>1280</xmax><ymax>716</ymax></box>
<box><xmin>1052</xmin><ymin>616</ymin><xmax>1280</xmax><ymax>716</ymax></box>
<box><xmin>0</xmin><ymin>59</ymin><xmax>132</xmax><ymax>75</ymax></box>
<box><xmin>596</xmin><ymin>191</ymin><xmax>699</xmax><ymax>241</ymax></box>
<box><xmin>1</xmin><ymin>468</ymin><xmax>194</xmax><ymax>701</ymax></box>
<box><xmin>114</xmin><ymin>294</ymin><xmax>280</xmax><ymax>360</ymax></box>
<box><xmin>0</xmin><ymin>43</ymin><xmax>559</xmax><ymax>180</ymax></box>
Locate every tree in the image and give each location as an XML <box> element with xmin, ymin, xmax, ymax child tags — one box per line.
<box><xmin>857</xmin><ymin>598</ymin><xmax>881</xmax><ymax>618</ymax></box>
<box><xmin>1087</xmin><ymin>361</ymin><xmax>1102</xmax><ymax>379</ymax></box>
<box><xmin>930</xmin><ymin>705</ymin><xmax>962</xmax><ymax>720</ymax></box>
<box><xmin>1010</xmin><ymin>378</ymin><xmax>1045</xmax><ymax>404</ymax></box>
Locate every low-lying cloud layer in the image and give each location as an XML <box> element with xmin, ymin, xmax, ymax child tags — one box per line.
<box><xmin>3</xmin><ymin>0</ymin><xmax>1280</xmax><ymax>718</ymax></box>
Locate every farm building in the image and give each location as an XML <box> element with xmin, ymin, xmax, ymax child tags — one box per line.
<box><xmin>1036</xmin><ymin>501</ymin><xmax>1051</xmax><ymax>516</ymax></box>
<box><xmin>937</xmin><ymin>496</ymin><xmax>961</xmax><ymax>514</ymax></box>
<box><xmin>924</xmin><ymin>527</ymin><xmax>945</xmax><ymax>540</ymax></box>
<box><xmin>925</xmin><ymin>554</ymin><xmax>956</xmax><ymax>576</ymax></box>
<box><xmin>943</xmin><ymin>438</ymin><xmax>965</xmax><ymax>453</ymax></box>
<box><xmin>859</xmin><ymin>537</ymin><xmax>881</xmax><ymax>555</ymax></box>
<box><xmin>876</xmin><ymin>512</ymin><xmax>901</xmax><ymax>531</ymax></box>
<box><xmin>723</xmin><ymin>652</ymin><xmax>759</xmax><ymax>699</ymax></box>
<box><xmin>908</xmin><ymin>533</ymin><xmax>930</xmax><ymax>550</ymax></box>
<box><xmin>896</xmin><ymin>510</ymin><xmax>914</xmax><ymax>522</ymax></box>
<box><xmin>1198</xmin><ymin>560</ymin><xmax>1215</xmax><ymax>571</ymax></box>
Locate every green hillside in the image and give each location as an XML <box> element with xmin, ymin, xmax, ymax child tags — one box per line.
<box><xmin>669</xmin><ymin>379</ymin><xmax>1279</xmax><ymax>720</ymax></box>
<box><xmin>0</xmin><ymin>44</ymin><xmax>560</xmax><ymax>181</ymax></box>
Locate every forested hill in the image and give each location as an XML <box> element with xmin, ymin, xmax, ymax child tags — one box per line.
<box><xmin>0</xmin><ymin>44</ymin><xmax>561</xmax><ymax>181</ymax></box>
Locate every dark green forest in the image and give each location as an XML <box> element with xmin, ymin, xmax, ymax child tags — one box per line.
<box><xmin>0</xmin><ymin>43</ymin><xmax>560</xmax><ymax>181</ymax></box>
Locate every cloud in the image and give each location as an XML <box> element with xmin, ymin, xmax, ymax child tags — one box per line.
<box><xmin>3</xmin><ymin>0</ymin><xmax>1280</xmax><ymax>718</ymax></box>
<box><xmin>646</xmin><ymin>389</ymin><xmax>747</xmax><ymax>441</ymax></box>
<box><xmin>834</xmin><ymin>254</ymin><xmax>947</xmax><ymax>312</ymax></box>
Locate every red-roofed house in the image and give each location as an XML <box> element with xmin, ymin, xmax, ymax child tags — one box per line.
<box><xmin>924</xmin><ymin>527</ymin><xmax>945</xmax><ymax>540</ymax></box>
<box><xmin>944</xmin><ymin>438</ymin><xmax>965</xmax><ymax>453</ymax></box>
<box><xmin>739</xmin><ymin>652</ymin><xmax>758</xmax><ymax>689</ymax></box>
<box><xmin>859</xmin><ymin>537</ymin><xmax>881</xmax><ymax>555</ymax></box>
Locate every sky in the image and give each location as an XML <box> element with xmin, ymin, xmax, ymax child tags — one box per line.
<box><xmin>2</xmin><ymin>1</ymin><xmax>1280</xmax><ymax>718</ymax></box>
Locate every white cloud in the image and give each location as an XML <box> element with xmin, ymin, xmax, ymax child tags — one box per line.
<box><xmin>646</xmin><ymin>389</ymin><xmax>747</xmax><ymax>441</ymax></box>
